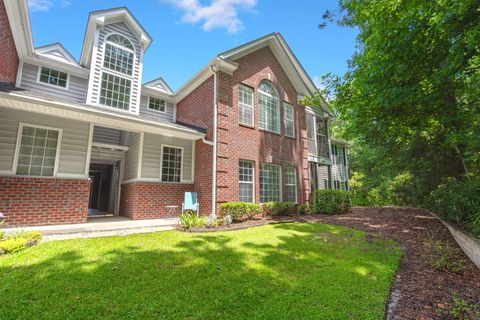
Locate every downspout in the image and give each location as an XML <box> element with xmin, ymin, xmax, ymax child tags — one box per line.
<box><xmin>209</xmin><ymin>65</ymin><xmax>218</xmax><ymax>217</ymax></box>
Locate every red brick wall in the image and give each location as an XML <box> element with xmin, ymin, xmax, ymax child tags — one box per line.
<box><xmin>0</xmin><ymin>1</ymin><xmax>19</xmax><ymax>85</ymax></box>
<box><xmin>0</xmin><ymin>177</ymin><xmax>90</xmax><ymax>227</ymax></box>
<box><xmin>119</xmin><ymin>182</ymin><xmax>194</xmax><ymax>219</ymax></box>
<box><xmin>193</xmin><ymin>139</ymin><xmax>213</xmax><ymax>214</ymax></box>
<box><xmin>215</xmin><ymin>46</ymin><xmax>310</xmax><ymax>207</ymax></box>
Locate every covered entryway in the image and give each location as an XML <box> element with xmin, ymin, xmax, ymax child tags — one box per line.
<box><xmin>88</xmin><ymin>162</ymin><xmax>120</xmax><ymax>216</ymax></box>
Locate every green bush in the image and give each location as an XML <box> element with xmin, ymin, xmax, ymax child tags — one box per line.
<box><xmin>262</xmin><ymin>202</ymin><xmax>297</xmax><ymax>216</ymax></box>
<box><xmin>179</xmin><ymin>211</ymin><xmax>206</xmax><ymax>229</ymax></box>
<box><xmin>425</xmin><ymin>177</ymin><xmax>480</xmax><ymax>238</ymax></box>
<box><xmin>219</xmin><ymin>202</ymin><xmax>262</xmax><ymax>221</ymax></box>
<box><xmin>311</xmin><ymin>189</ymin><xmax>352</xmax><ymax>215</ymax></box>
<box><xmin>422</xmin><ymin>235</ymin><xmax>465</xmax><ymax>273</ymax></box>
<box><xmin>297</xmin><ymin>204</ymin><xmax>310</xmax><ymax>215</ymax></box>
<box><xmin>0</xmin><ymin>230</ymin><xmax>42</xmax><ymax>254</ymax></box>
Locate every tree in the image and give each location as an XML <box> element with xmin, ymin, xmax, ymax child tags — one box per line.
<box><xmin>318</xmin><ymin>0</ymin><xmax>480</xmax><ymax>205</ymax></box>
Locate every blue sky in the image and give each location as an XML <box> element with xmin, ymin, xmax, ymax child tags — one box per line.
<box><xmin>27</xmin><ymin>0</ymin><xmax>358</xmax><ymax>91</ymax></box>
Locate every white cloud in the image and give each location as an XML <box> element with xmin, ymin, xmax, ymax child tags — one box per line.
<box><xmin>28</xmin><ymin>0</ymin><xmax>71</xmax><ymax>12</ymax></box>
<box><xmin>164</xmin><ymin>0</ymin><xmax>257</xmax><ymax>33</ymax></box>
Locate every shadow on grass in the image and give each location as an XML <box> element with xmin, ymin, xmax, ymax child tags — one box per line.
<box><xmin>0</xmin><ymin>223</ymin><xmax>402</xmax><ymax>320</ymax></box>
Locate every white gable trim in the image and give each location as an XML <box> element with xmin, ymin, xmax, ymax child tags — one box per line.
<box><xmin>3</xmin><ymin>0</ymin><xmax>34</xmax><ymax>58</ymax></box>
<box><xmin>35</xmin><ymin>43</ymin><xmax>79</xmax><ymax>66</ymax></box>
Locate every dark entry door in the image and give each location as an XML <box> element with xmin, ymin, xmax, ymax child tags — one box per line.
<box><xmin>88</xmin><ymin>164</ymin><xmax>113</xmax><ymax>213</ymax></box>
<box><xmin>89</xmin><ymin>172</ymin><xmax>101</xmax><ymax>209</ymax></box>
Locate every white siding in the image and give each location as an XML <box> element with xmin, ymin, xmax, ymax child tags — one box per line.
<box><xmin>0</xmin><ymin>107</ymin><xmax>89</xmax><ymax>175</ymax></box>
<box><xmin>20</xmin><ymin>63</ymin><xmax>88</xmax><ymax>103</ymax></box>
<box><xmin>139</xmin><ymin>95</ymin><xmax>175</xmax><ymax>122</ymax></box>
<box><xmin>89</xmin><ymin>22</ymin><xmax>142</xmax><ymax>114</ymax></box>
<box><xmin>142</xmin><ymin>133</ymin><xmax>193</xmax><ymax>182</ymax></box>
<box><xmin>93</xmin><ymin>126</ymin><xmax>121</xmax><ymax>145</ymax></box>
<box><xmin>123</xmin><ymin>132</ymin><xmax>140</xmax><ymax>180</ymax></box>
<box><xmin>317</xmin><ymin>165</ymin><xmax>329</xmax><ymax>189</ymax></box>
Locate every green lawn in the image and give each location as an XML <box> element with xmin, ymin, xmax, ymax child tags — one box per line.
<box><xmin>0</xmin><ymin>223</ymin><xmax>402</xmax><ymax>319</ymax></box>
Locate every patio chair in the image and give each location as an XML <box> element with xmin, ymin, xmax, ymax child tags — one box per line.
<box><xmin>182</xmin><ymin>192</ymin><xmax>199</xmax><ymax>216</ymax></box>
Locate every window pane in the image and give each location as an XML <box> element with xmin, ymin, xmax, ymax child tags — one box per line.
<box><xmin>39</xmin><ymin>67</ymin><xmax>68</xmax><ymax>88</ymax></box>
<box><xmin>16</xmin><ymin>126</ymin><xmax>59</xmax><ymax>177</ymax></box>
<box><xmin>103</xmin><ymin>43</ymin><xmax>134</xmax><ymax>75</ymax></box>
<box><xmin>161</xmin><ymin>146</ymin><xmax>182</xmax><ymax>182</ymax></box>
<box><xmin>258</xmin><ymin>82</ymin><xmax>279</xmax><ymax>133</ymax></box>
<box><xmin>259</xmin><ymin>164</ymin><xmax>281</xmax><ymax>202</ymax></box>
<box><xmin>238</xmin><ymin>85</ymin><xmax>253</xmax><ymax>126</ymax></box>
<box><xmin>148</xmin><ymin>97</ymin><xmax>166</xmax><ymax>112</ymax></box>
<box><xmin>99</xmin><ymin>72</ymin><xmax>131</xmax><ymax>110</ymax></box>
<box><xmin>239</xmin><ymin>160</ymin><xmax>254</xmax><ymax>203</ymax></box>
<box><xmin>283</xmin><ymin>103</ymin><xmax>295</xmax><ymax>138</ymax></box>
<box><xmin>284</xmin><ymin>167</ymin><xmax>297</xmax><ymax>202</ymax></box>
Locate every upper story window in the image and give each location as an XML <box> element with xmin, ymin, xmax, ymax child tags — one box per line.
<box><xmin>283</xmin><ymin>102</ymin><xmax>295</xmax><ymax>138</ymax></box>
<box><xmin>238</xmin><ymin>84</ymin><xmax>254</xmax><ymax>126</ymax></box>
<box><xmin>103</xmin><ymin>34</ymin><xmax>134</xmax><ymax>75</ymax></box>
<box><xmin>99</xmin><ymin>34</ymin><xmax>134</xmax><ymax>110</ymax></box>
<box><xmin>38</xmin><ymin>67</ymin><xmax>68</xmax><ymax>88</ymax></box>
<box><xmin>258</xmin><ymin>81</ymin><xmax>280</xmax><ymax>133</ymax></box>
<box><xmin>148</xmin><ymin>97</ymin><xmax>166</xmax><ymax>112</ymax></box>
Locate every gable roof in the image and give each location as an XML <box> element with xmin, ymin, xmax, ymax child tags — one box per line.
<box><xmin>3</xmin><ymin>0</ymin><xmax>34</xmax><ymax>58</ymax></box>
<box><xmin>35</xmin><ymin>43</ymin><xmax>79</xmax><ymax>66</ymax></box>
<box><xmin>79</xmin><ymin>7</ymin><xmax>152</xmax><ymax>66</ymax></box>
<box><xmin>143</xmin><ymin>78</ymin><xmax>174</xmax><ymax>95</ymax></box>
<box><xmin>176</xmin><ymin>33</ymin><xmax>332</xmax><ymax>115</ymax></box>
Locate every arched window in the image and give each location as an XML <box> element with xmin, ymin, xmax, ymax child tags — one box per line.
<box><xmin>103</xmin><ymin>34</ymin><xmax>134</xmax><ymax>76</ymax></box>
<box><xmin>99</xmin><ymin>33</ymin><xmax>135</xmax><ymax>110</ymax></box>
<box><xmin>258</xmin><ymin>81</ymin><xmax>280</xmax><ymax>133</ymax></box>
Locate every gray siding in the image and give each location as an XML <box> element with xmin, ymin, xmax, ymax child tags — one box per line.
<box><xmin>93</xmin><ymin>126</ymin><xmax>121</xmax><ymax>145</ymax></box>
<box><xmin>0</xmin><ymin>107</ymin><xmax>89</xmax><ymax>175</ymax></box>
<box><xmin>316</xmin><ymin>165</ymin><xmax>329</xmax><ymax>189</ymax></box>
<box><xmin>124</xmin><ymin>132</ymin><xmax>140</xmax><ymax>180</ymax></box>
<box><xmin>20</xmin><ymin>63</ymin><xmax>88</xmax><ymax>103</ymax></box>
<box><xmin>142</xmin><ymin>133</ymin><xmax>193</xmax><ymax>182</ymax></box>
<box><xmin>139</xmin><ymin>95</ymin><xmax>175</xmax><ymax>122</ymax></box>
<box><xmin>89</xmin><ymin>22</ymin><xmax>142</xmax><ymax>114</ymax></box>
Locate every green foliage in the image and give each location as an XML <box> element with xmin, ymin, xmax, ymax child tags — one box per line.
<box><xmin>297</xmin><ymin>204</ymin><xmax>310</xmax><ymax>215</ymax></box>
<box><xmin>262</xmin><ymin>202</ymin><xmax>297</xmax><ymax>216</ymax></box>
<box><xmin>311</xmin><ymin>189</ymin><xmax>351</xmax><ymax>215</ymax></box>
<box><xmin>316</xmin><ymin>0</ymin><xmax>480</xmax><ymax>207</ymax></box>
<box><xmin>0</xmin><ymin>231</ymin><xmax>42</xmax><ymax>255</ymax></box>
<box><xmin>422</xmin><ymin>235</ymin><xmax>465</xmax><ymax>273</ymax></box>
<box><xmin>425</xmin><ymin>177</ymin><xmax>480</xmax><ymax>238</ymax></box>
<box><xmin>439</xmin><ymin>292</ymin><xmax>480</xmax><ymax>320</ymax></box>
<box><xmin>218</xmin><ymin>202</ymin><xmax>262</xmax><ymax>221</ymax></box>
<box><xmin>179</xmin><ymin>211</ymin><xmax>206</xmax><ymax>229</ymax></box>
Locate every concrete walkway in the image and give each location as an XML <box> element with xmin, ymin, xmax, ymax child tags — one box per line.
<box><xmin>3</xmin><ymin>216</ymin><xmax>179</xmax><ymax>241</ymax></box>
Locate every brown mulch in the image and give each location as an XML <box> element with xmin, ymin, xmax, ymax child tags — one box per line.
<box><xmin>180</xmin><ymin>207</ymin><xmax>480</xmax><ymax>319</ymax></box>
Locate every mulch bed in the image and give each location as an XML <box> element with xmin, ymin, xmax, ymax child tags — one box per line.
<box><xmin>179</xmin><ymin>207</ymin><xmax>480</xmax><ymax>319</ymax></box>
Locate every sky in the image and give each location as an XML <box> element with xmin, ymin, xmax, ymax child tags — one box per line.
<box><xmin>27</xmin><ymin>0</ymin><xmax>358</xmax><ymax>91</ymax></box>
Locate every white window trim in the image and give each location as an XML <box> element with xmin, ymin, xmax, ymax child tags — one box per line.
<box><xmin>159</xmin><ymin>144</ymin><xmax>184</xmax><ymax>183</ymax></box>
<box><xmin>258</xmin><ymin>84</ymin><xmax>281</xmax><ymax>134</ymax></box>
<box><xmin>285</xmin><ymin>166</ymin><xmax>297</xmax><ymax>203</ymax></box>
<box><xmin>12</xmin><ymin>122</ymin><xmax>63</xmax><ymax>177</ymax></box>
<box><xmin>283</xmin><ymin>102</ymin><xmax>295</xmax><ymax>138</ymax></box>
<box><xmin>238</xmin><ymin>160</ymin><xmax>255</xmax><ymax>203</ymax></box>
<box><xmin>103</xmin><ymin>33</ymin><xmax>135</xmax><ymax>77</ymax></box>
<box><xmin>148</xmin><ymin>96</ymin><xmax>167</xmax><ymax>113</ymax></box>
<box><xmin>259</xmin><ymin>163</ymin><xmax>282</xmax><ymax>203</ymax></box>
<box><xmin>238</xmin><ymin>84</ymin><xmax>254</xmax><ymax>127</ymax></box>
<box><xmin>36</xmin><ymin>65</ymin><xmax>70</xmax><ymax>90</ymax></box>
<box><xmin>99</xmin><ymin>70</ymin><xmax>133</xmax><ymax>111</ymax></box>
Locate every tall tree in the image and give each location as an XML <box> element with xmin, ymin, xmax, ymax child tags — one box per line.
<box><xmin>320</xmin><ymin>0</ymin><xmax>480</xmax><ymax>204</ymax></box>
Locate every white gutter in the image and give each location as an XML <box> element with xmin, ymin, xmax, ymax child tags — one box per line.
<box><xmin>210</xmin><ymin>65</ymin><xmax>218</xmax><ymax>217</ymax></box>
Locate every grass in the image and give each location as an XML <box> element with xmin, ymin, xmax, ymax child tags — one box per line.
<box><xmin>0</xmin><ymin>223</ymin><xmax>402</xmax><ymax>319</ymax></box>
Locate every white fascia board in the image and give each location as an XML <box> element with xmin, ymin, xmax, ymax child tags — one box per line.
<box><xmin>22</xmin><ymin>56</ymin><xmax>90</xmax><ymax>78</ymax></box>
<box><xmin>4</xmin><ymin>0</ymin><xmax>34</xmax><ymax>58</ymax></box>
<box><xmin>141</xmin><ymin>87</ymin><xmax>175</xmax><ymax>103</ymax></box>
<box><xmin>35</xmin><ymin>43</ymin><xmax>79</xmax><ymax>65</ymax></box>
<box><xmin>0</xmin><ymin>92</ymin><xmax>205</xmax><ymax>141</ymax></box>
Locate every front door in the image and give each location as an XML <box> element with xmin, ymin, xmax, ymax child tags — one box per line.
<box><xmin>88</xmin><ymin>163</ymin><xmax>114</xmax><ymax>216</ymax></box>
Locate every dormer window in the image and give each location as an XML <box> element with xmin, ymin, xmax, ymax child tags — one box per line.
<box><xmin>99</xmin><ymin>34</ymin><xmax>134</xmax><ymax>110</ymax></box>
<box><xmin>38</xmin><ymin>67</ymin><xmax>68</xmax><ymax>88</ymax></box>
<box><xmin>148</xmin><ymin>97</ymin><xmax>166</xmax><ymax>112</ymax></box>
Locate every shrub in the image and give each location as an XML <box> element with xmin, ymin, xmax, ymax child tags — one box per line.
<box><xmin>422</xmin><ymin>235</ymin><xmax>465</xmax><ymax>273</ymax></box>
<box><xmin>179</xmin><ymin>211</ymin><xmax>206</xmax><ymax>229</ymax></box>
<box><xmin>262</xmin><ymin>202</ymin><xmax>297</xmax><ymax>216</ymax></box>
<box><xmin>425</xmin><ymin>177</ymin><xmax>480</xmax><ymax>238</ymax></box>
<box><xmin>439</xmin><ymin>292</ymin><xmax>480</xmax><ymax>320</ymax></box>
<box><xmin>0</xmin><ymin>231</ymin><xmax>42</xmax><ymax>255</ymax></box>
<box><xmin>311</xmin><ymin>189</ymin><xmax>351</xmax><ymax>215</ymax></box>
<box><xmin>297</xmin><ymin>204</ymin><xmax>310</xmax><ymax>215</ymax></box>
<box><xmin>219</xmin><ymin>202</ymin><xmax>262</xmax><ymax>221</ymax></box>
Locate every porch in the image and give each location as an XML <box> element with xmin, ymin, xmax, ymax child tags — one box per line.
<box><xmin>3</xmin><ymin>216</ymin><xmax>179</xmax><ymax>241</ymax></box>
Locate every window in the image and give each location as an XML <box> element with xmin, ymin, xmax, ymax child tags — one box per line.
<box><xmin>38</xmin><ymin>67</ymin><xmax>68</xmax><ymax>88</ymax></box>
<box><xmin>15</xmin><ymin>124</ymin><xmax>61</xmax><ymax>177</ymax></box>
<box><xmin>284</xmin><ymin>166</ymin><xmax>297</xmax><ymax>202</ymax></box>
<box><xmin>238</xmin><ymin>84</ymin><xmax>254</xmax><ymax>126</ymax></box>
<box><xmin>239</xmin><ymin>160</ymin><xmax>254</xmax><ymax>203</ymax></box>
<box><xmin>148</xmin><ymin>97</ymin><xmax>166</xmax><ymax>112</ymax></box>
<box><xmin>283</xmin><ymin>102</ymin><xmax>295</xmax><ymax>138</ymax></box>
<box><xmin>161</xmin><ymin>146</ymin><xmax>182</xmax><ymax>182</ymax></box>
<box><xmin>99</xmin><ymin>73</ymin><xmax>131</xmax><ymax>110</ymax></box>
<box><xmin>99</xmin><ymin>34</ymin><xmax>134</xmax><ymax>110</ymax></box>
<box><xmin>260</xmin><ymin>163</ymin><xmax>281</xmax><ymax>202</ymax></box>
<box><xmin>258</xmin><ymin>81</ymin><xmax>280</xmax><ymax>133</ymax></box>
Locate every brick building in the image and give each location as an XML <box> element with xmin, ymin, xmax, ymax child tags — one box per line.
<box><xmin>0</xmin><ymin>1</ymin><xmax>349</xmax><ymax>227</ymax></box>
